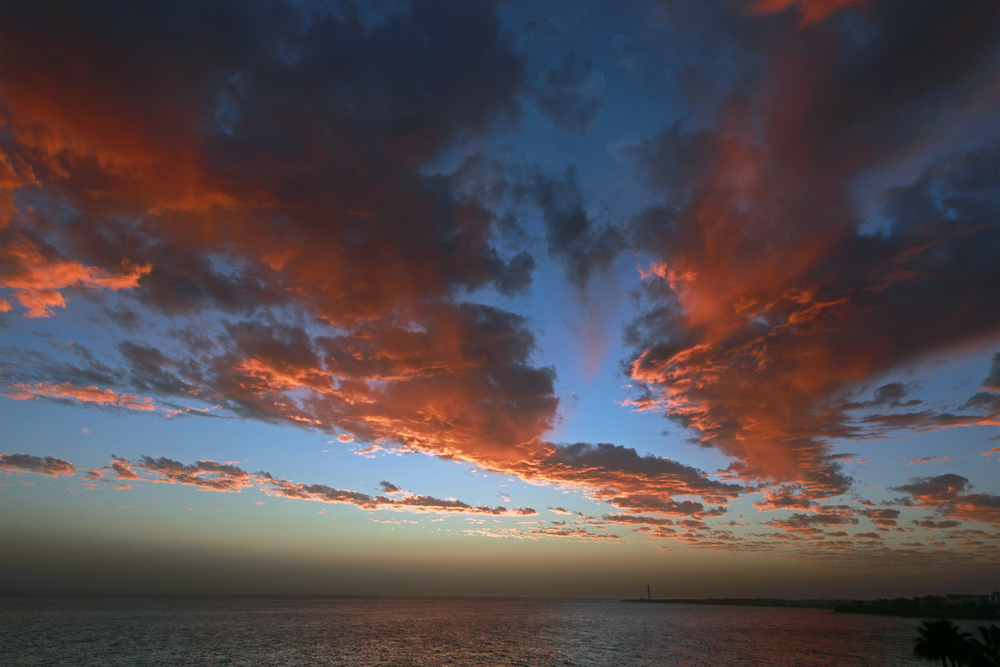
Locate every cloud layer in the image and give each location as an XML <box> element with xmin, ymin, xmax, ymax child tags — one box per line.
<box><xmin>1</xmin><ymin>0</ymin><xmax>997</xmax><ymax>564</ymax></box>
<box><xmin>6</xmin><ymin>451</ymin><xmax>995</xmax><ymax>557</ymax></box>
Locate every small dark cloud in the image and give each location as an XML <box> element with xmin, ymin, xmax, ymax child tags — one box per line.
<box><xmin>871</xmin><ymin>383</ymin><xmax>921</xmax><ymax>409</ymax></box>
<box><xmin>984</xmin><ymin>352</ymin><xmax>1000</xmax><ymax>390</ymax></box>
<box><xmin>912</xmin><ymin>519</ymin><xmax>960</xmax><ymax>529</ymax></box>
<box><xmin>602</xmin><ymin>514</ymin><xmax>674</xmax><ymax>526</ymax></box>
<box><xmin>863</xmin><ymin>508</ymin><xmax>900</xmax><ymax>528</ymax></box>
<box><xmin>891</xmin><ymin>474</ymin><xmax>969</xmax><ymax>503</ymax></box>
<box><xmin>768</xmin><ymin>513</ymin><xmax>860</xmax><ymax>533</ymax></box>
<box><xmin>517</xmin><ymin>166</ymin><xmax>625</xmax><ymax>290</ymax></box>
<box><xmin>608</xmin><ymin>495</ymin><xmax>705</xmax><ymax>517</ymax></box>
<box><xmin>0</xmin><ymin>453</ymin><xmax>77</xmax><ymax>477</ymax></box>
<box><xmin>379</xmin><ymin>481</ymin><xmax>402</xmax><ymax>494</ymax></box>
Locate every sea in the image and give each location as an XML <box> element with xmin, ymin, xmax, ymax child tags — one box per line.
<box><xmin>0</xmin><ymin>596</ymin><xmax>986</xmax><ymax>666</ymax></box>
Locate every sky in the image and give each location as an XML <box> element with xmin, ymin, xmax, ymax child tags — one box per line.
<box><xmin>1</xmin><ymin>0</ymin><xmax>998</xmax><ymax>599</ymax></box>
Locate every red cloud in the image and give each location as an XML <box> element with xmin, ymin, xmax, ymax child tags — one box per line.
<box><xmin>747</xmin><ymin>0</ymin><xmax>862</xmax><ymax>26</ymax></box>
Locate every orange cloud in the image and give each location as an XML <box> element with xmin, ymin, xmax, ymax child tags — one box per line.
<box><xmin>50</xmin><ymin>314</ymin><xmax>740</xmax><ymax>511</ymax></box>
<box><xmin>752</xmin><ymin>486</ymin><xmax>815</xmax><ymax>511</ymax></box>
<box><xmin>2</xmin><ymin>382</ymin><xmax>158</xmax><ymax>412</ymax></box>
<box><xmin>943</xmin><ymin>495</ymin><xmax>999</xmax><ymax>527</ymax></box>
<box><xmin>1</xmin><ymin>234</ymin><xmax>150</xmax><ymax>317</ymax></box>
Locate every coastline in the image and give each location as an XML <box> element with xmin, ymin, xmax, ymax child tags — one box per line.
<box><xmin>622</xmin><ymin>596</ymin><xmax>1000</xmax><ymax>621</ymax></box>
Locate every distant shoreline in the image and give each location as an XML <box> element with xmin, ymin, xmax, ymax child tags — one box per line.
<box><xmin>622</xmin><ymin>598</ymin><xmax>834</xmax><ymax>609</ymax></box>
<box><xmin>622</xmin><ymin>597</ymin><xmax>1000</xmax><ymax>621</ymax></box>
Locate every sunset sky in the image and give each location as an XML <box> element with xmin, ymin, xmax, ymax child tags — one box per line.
<box><xmin>1</xmin><ymin>0</ymin><xmax>998</xmax><ymax>599</ymax></box>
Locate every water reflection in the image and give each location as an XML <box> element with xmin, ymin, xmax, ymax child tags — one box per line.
<box><xmin>2</xmin><ymin>596</ymin><xmax>980</xmax><ymax>666</ymax></box>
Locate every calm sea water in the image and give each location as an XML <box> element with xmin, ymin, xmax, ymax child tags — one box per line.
<box><xmin>0</xmin><ymin>596</ymin><xmax>976</xmax><ymax>666</ymax></box>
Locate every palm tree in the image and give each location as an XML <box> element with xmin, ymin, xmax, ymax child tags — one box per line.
<box><xmin>914</xmin><ymin>619</ymin><xmax>970</xmax><ymax>667</ymax></box>
<box><xmin>962</xmin><ymin>625</ymin><xmax>1000</xmax><ymax>667</ymax></box>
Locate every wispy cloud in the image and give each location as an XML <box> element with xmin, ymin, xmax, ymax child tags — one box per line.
<box><xmin>2</xmin><ymin>381</ymin><xmax>158</xmax><ymax>411</ymax></box>
<box><xmin>8</xmin><ymin>453</ymin><xmax>539</xmax><ymax>518</ymax></box>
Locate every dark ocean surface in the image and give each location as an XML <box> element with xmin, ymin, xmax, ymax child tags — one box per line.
<box><xmin>0</xmin><ymin>596</ymin><xmax>980</xmax><ymax>666</ymax></box>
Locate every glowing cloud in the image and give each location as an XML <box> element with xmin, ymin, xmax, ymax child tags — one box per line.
<box><xmin>2</xmin><ymin>382</ymin><xmax>158</xmax><ymax>412</ymax></box>
<box><xmin>1</xmin><ymin>234</ymin><xmax>150</xmax><ymax>317</ymax></box>
<box><xmin>623</xmin><ymin>3</ymin><xmax>999</xmax><ymax>496</ymax></box>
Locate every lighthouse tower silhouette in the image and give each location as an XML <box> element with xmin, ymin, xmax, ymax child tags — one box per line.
<box><xmin>646</xmin><ymin>584</ymin><xmax>651</xmax><ymax>601</ymax></box>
